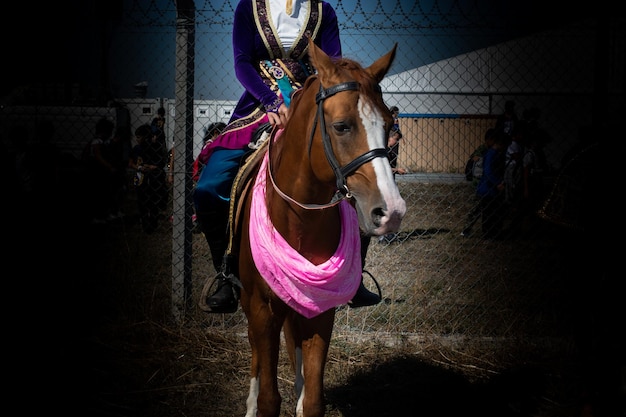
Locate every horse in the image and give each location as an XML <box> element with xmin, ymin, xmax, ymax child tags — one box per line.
<box><xmin>233</xmin><ymin>38</ymin><xmax>406</xmax><ymax>417</ymax></box>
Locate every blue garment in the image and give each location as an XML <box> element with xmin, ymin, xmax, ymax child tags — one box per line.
<box><xmin>476</xmin><ymin>146</ymin><xmax>504</xmax><ymax>198</ymax></box>
<box><xmin>194</xmin><ymin>148</ymin><xmax>248</xmax><ymax>209</ymax></box>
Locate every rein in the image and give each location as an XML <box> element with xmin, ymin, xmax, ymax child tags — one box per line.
<box><xmin>267</xmin><ymin>80</ymin><xmax>388</xmax><ymax>210</ymax></box>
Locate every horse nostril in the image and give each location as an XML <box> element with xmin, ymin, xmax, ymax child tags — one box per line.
<box><xmin>371</xmin><ymin>207</ymin><xmax>385</xmax><ymax>227</ymax></box>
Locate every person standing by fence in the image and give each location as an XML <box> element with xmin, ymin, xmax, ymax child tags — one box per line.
<box><xmin>461</xmin><ymin>127</ymin><xmax>496</xmax><ymax>236</ymax></box>
<box><xmin>464</xmin><ymin>131</ymin><xmax>507</xmax><ymax>239</ymax></box>
<box><xmin>104</xmin><ymin>125</ymin><xmax>131</xmax><ymax>222</ymax></box>
<box><xmin>495</xmin><ymin>99</ymin><xmax>518</xmax><ymax>140</ymax></box>
<box><xmin>151</xmin><ymin>107</ymin><xmax>169</xmax><ymax>213</ymax></box>
<box><xmin>129</xmin><ymin>124</ymin><xmax>168</xmax><ymax>234</ymax></box>
<box><xmin>82</xmin><ymin>117</ymin><xmax>116</xmax><ymax>225</ymax></box>
<box><xmin>387</xmin><ymin>129</ymin><xmax>406</xmax><ymax>176</ymax></box>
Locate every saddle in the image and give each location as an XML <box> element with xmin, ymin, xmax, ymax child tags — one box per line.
<box><xmin>226</xmin><ymin>123</ymin><xmax>273</xmax><ymax>261</ymax></box>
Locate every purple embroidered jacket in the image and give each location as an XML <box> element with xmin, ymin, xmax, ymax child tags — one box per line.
<box><xmin>194</xmin><ymin>0</ymin><xmax>342</xmax><ymax>169</ymax></box>
<box><xmin>230</xmin><ymin>0</ymin><xmax>342</xmax><ymax>120</ymax></box>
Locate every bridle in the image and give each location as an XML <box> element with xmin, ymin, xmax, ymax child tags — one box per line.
<box><xmin>268</xmin><ymin>80</ymin><xmax>389</xmax><ymax>210</ymax></box>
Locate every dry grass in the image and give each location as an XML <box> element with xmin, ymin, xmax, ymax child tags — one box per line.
<box><xmin>31</xmin><ymin>180</ymin><xmax>621</xmax><ymax>417</ymax></box>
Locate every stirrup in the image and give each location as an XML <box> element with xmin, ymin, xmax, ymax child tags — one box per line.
<box><xmin>362</xmin><ymin>270</ymin><xmax>382</xmax><ymax>299</ymax></box>
<box><xmin>198</xmin><ymin>271</ymin><xmax>242</xmax><ymax>313</ymax></box>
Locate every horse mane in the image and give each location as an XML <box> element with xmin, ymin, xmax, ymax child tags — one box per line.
<box><xmin>290</xmin><ymin>76</ymin><xmax>314</xmax><ymax>109</ymax></box>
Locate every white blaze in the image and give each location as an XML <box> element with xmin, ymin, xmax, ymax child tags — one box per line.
<box><xmin>357</xmin><ymin>98</ymin><xmax>407</xmax><ymax>231</ymax></box>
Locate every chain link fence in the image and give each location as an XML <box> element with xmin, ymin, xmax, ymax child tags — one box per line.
<box><xmin>3</xmin><ymin>2</ymin><xmax>623</xmax><ymax>406</ymax></box>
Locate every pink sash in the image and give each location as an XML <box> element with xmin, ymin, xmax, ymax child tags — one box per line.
<box><xmin>249</xmin><ymin>151</ymin><xmax>361</xmax><ymax>318</ymax></box>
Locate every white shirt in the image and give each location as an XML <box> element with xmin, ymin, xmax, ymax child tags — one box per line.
<box><xmin>269</xmin><ymin>0</ymin><xmax>309</xmax><ymax>50</ymax></box>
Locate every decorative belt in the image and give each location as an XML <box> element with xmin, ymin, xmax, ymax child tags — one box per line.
<box><xmin>260</xmin><ymin>59</ymin><xmax>312</xmax><ymax>107</ymax></box>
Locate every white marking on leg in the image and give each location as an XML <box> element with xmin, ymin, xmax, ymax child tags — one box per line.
<box><xmin>296</xmin><ymin>385</ymin><xmax>305</xmax><ymax>417</ymax></box>
<box><xmin>245</xmin><ymin>377</ymin><xmax>259</xmax><ymax>417</ymax></box>
<box><xmin>294</xmin><ymin>347</ymin><xmax>304</xmax><ymax>416</ymax></box>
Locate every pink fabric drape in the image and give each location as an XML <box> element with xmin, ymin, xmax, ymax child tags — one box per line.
<box><xmin>249</xmin><ymin>151</ymin><xmax>361</xmax><ymax>318</ymax></box>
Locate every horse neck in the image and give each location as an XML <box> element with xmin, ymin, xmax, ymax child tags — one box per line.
<box><xmin>271</xmin><ymin>82</ymin><xmax>337</xmax><ymax>206</ymax></box>
<box><xmin>266</xmin><ymin>90</ymin><xmax>342</xmax><ymax>262</ymax></box>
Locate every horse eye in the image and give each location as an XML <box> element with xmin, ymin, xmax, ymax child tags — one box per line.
<box><xmin>332</xmin><ymin>122</ymin><xmax>350</xmax><ymax>134</ymax></box>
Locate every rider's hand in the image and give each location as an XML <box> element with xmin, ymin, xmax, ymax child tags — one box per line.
<box><xmin>268</xmin><ymin>103</ymin><xmax>289</xmax><ymax>128</ymax></box>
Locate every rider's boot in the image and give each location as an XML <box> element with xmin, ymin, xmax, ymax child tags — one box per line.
<box><xmin>348</xmin><ymin>234</ymin><xmax>382</xmax><ymax>308</ymax></box>
<box><xmin>197</xmin><ymin>209</ymin><xmax>239</xmax><ymax>313</ymax></box>
<box><xmin>348</xmin><ymin>272</ymin><xmax>382</xmax><ymax>308</ymax></box>
<box><xmin>205</xmin><ymin>254</ymin><xmax>239</xmax><ymax>313</ymax></box>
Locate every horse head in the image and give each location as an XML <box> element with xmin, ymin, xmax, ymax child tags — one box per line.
<box><xmin>304</xmin><ymin>38</ymin><xmax>406</xmax><ymax>236</ymax></box>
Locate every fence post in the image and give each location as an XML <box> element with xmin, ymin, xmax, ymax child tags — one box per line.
<box><xmin>172</xmin><ymin>1</ymin><xmax>195</xmax><ymax>322</ymax></box>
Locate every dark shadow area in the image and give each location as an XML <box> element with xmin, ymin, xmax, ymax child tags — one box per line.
<box><xmin>327</xmin><ymin>355</ymin><xmax>553</xmax><ymax>417</ymax></box>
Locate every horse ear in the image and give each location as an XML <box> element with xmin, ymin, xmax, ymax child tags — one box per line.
<box><xmin>366</xmin><ymin>43</ymin><xmax>397</xmax><ymax>83</ymax></box>
<box><xmin>307</xmin><ymin>37</ymin><xmax>340</xmax><ymax>84</ymax></box>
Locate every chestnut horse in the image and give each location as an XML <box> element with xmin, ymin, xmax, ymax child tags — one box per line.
<box><xmin>234</xmin><ymin>39</ymin><xmax>405</xmax><ymax>417</ymax></box>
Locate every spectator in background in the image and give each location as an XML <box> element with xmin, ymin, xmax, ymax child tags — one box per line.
<box><xmin>522</xmin><ymin>132</ymin><xmax>546</xmax><ymax>206</ymax></box>
<box><xmin>30</xmin><ymin>120</ymin><xmax>60</xmax><ymax>201</ymax></box>
<box><xmin>83</xmin><ymin>117</ymin><xmax>116</xmax><ymax>225</ymax></box>
<box><xmin>387</xmin><ymin>129</ymin><xmax>406</xmax><ymax>176</ymax></box>
<box><xmin>465</xmin><ymin>131</ymin><xmax>508</xmax><ymax>239</ymax></box>
<box><xmin>129</xmin><ymin>124</ymin><xmax>168</xmax><ymax>234</ymax></box>
<box><xmin>151</xmin><ymin>107</ymin><xmax>166</xmax><ymax>146</ymax></box>
<box><xmin>390</xmin><ymin>105</ymin><xmax>400</xmax><ymax>132</ymax></box>
<box><xmin>386</xmin><ymin>105</ymin><xmax>405</xmax><ymax>176</ymax></box>
<box><xmin>151</xmin><ymin>107</ymin><xmax>169</xmax><ymax>211</ymax></box>
<box><xmin>465</xmin><ymin>127</ymin><xmax>496</xmax><ymax>185</ymax></box>
<box><xmin>506</xmin><ymin>132</ymin><xmax>546</xmax><ymax>237</ymax></box>
<box><xmin>461</xmin><ymin>127</ymin><xmax>497</xmax><ymax>237</ymax></box>
<box><xmin>501</xmin><ymin>126</ymin><xmax>526</xmax><ymax>238</ymax></box>
<box><xmin>7</xmin><ymin>125</ymin><xmax>34</xmax><ymax>211</ymax></box>
<box><xmin>521</xmin><ymin>106</ymin><xmax>552</xmax><ymax>176</ymax></box>
<box><xmin>495</xmin><ymin>100</ymin><xmax>518</xmax><ymax>141</ymax></box>
<box><xmin>503</xmin><ymin>126</ymin><xmax>525</xmax><ymax>207</ymax></box>
<box><xmin>105</xmin><ymin>125</ymin><xmax>132</xmax><ymax>221</ymax></box>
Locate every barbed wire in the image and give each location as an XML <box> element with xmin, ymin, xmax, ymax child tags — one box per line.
<box><xmin>122</xmin><ymin>0</ymin><xmax>531</xmax><ymax>31</ymax></box>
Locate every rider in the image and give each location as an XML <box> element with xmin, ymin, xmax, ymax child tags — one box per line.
<box><xmin>194</xmin><ymin>0</ymin><xmax>382</xmax><ymax>313</ymax></box>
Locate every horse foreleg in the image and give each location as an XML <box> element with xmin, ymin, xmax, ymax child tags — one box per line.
<box><xmin>283</xmin><ymin>312</ymin><xmax>304</xmax><ymax>403</ymax></box>
<box><xmin>298</xmin><ymin>309</ymin><xmax>335</xmax><ymax>417</ymax></box>
<box><xmin>246</xmin><ymin>303</ymin><xmax>284</xmax><ymax>417</ymax></box>
<box><xmin>245</xmin><ymin>323</ymin><xmax>259</xmax><ymax>417</ymax></box>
